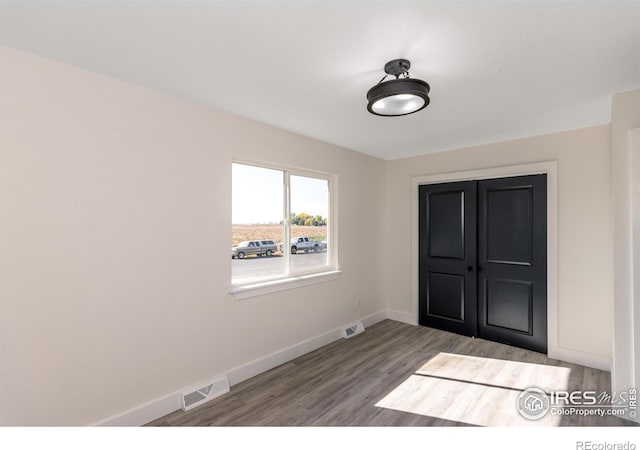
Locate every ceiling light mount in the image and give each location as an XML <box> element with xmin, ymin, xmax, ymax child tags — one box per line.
<box><xmin>384</xmin><ymin>58</ymin><xmax>411</xmax><ymax>78</ymax></box>
<box><xmin>367</xmin><ymin>58</ymin><xmax>430</xmax><ymax>117</ymax></box>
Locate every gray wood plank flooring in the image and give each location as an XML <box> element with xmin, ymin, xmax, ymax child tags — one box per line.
<box><xmin>147</xmin><ymin>320</ymin><xmax>636</xmax><ymax>426</ymax></box>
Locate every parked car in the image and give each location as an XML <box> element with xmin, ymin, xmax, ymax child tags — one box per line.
<box><xmin>232</xmin><ymin>240</ymin><xmax>277</xmax><ymax>259</ymax></box>
<box><xmin>285</xmin><ymin>237</ymin><xmax>326</xmax><ymax>254</ymax></box>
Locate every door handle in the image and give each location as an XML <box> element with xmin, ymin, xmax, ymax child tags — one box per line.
<box><xmin>467</xmin><ymin>266</ymin><xmax>474</xmax><ymax>272</ymax></box>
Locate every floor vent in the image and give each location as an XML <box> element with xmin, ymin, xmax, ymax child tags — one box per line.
<box><xmin>181</xmin><ymin>376</ymin><xmax>230</xmax><ymax>412</ymax></box>
<box><xmin>341</xmin><ymin>320</ymin><xmax>365</xmax><ymax>339</ymax></box>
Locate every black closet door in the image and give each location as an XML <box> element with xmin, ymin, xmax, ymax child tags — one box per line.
<box><xmin>419</xmin><ymin>181</ymin><xmax>477</xmax><ymax>337</ymax></box>
<box><xmin>477</xmin><ymin>175</ymin><xmax>547</xmax><ymax>353</ymax></box>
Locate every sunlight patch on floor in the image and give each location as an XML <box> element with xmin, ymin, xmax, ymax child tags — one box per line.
<box><xmin>375</xmin><ymin>352</ymin><xmax>571</xmax><ymax>427</ymax></box>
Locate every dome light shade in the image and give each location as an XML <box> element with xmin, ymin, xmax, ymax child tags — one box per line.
<box><xmin>366</xmin><ymin>59</ymin><xmax>430</xmax><ymax>117</ymax></box>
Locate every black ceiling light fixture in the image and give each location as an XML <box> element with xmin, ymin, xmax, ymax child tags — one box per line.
<box><xmin>366</xmin><ymin>59</ymin><xmax>430</xmax><ymax>117</ymax></box>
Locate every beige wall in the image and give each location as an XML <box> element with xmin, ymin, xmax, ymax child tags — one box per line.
<box><xmin>0</xmin><ymin>46</ymin><xmax>385</xmax><ymax>425</ymax></box>
<box><xmin>384</xmin><ymin>125</ymin><xmax>614</xmax><ymax>360</ymax></box>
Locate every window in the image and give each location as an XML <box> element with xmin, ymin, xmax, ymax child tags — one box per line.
<box><xmin>231</xmin><ymin>162</ymin><xmax>334</xmax><ymax>289</ymax></box>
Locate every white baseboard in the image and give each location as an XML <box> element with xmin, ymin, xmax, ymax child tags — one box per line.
<box><xmin>386</xmin><ymin>309</ymin><xmax>418</xmax><ymax>325</ymax></box>
<box><xmin>94</xmin><ymin>391</ymin><xmax>182</xmax><ymax>427</ymax></box>
<box><xmin>94</xmin><ymin>310</ymin><xmax>389</xmax><ymax>426</ymax></box>
<box><xmin>548</xmin><ymin>346</ymin><xmax>612</xmax><ymax>372</ymax></box>
<box><xmin>227</xmin><ymin>327</ymin><xmax>339</xmax><ymax>386</ymax></box>
<box><xmin>362</xmin><ymin>310</ymin><xmax>389</xmax><ymax>327</ymax></box>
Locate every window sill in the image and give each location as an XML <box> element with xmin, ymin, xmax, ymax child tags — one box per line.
<box><xmin>230</xmin><ymin>270</ymin><xmax>341</xmax><ymax>300</ymax></box>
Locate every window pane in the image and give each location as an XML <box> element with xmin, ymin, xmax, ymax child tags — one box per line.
<box><xmin>232</xmin><ymin>163</ymin><xmax>284</xmax><ymax>284</ymax></box>
<box><xmin>289</xmin><ymin>175</ymin><xmax>329</xmax><ymax>274</ymax></box>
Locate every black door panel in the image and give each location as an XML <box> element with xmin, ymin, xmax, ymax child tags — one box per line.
<box><xmin>485</xmin><ymin>187</ymin><xmax>533</xmax><ymax>265</ymax></box>
<box><xmin>419</xmin><ymin>182</ymin><xmax>477</xmax><ymax>337</ymax></box>
<box><xmin>428</xmin><ymin>191</ymin><xmax>466</xmax><ymax>259</ymax></box>
<box><xmin>427</xmin><ymin>272</ymin><xmax>466</xmax><ymax>321</ymax></box>
<box><xmin>477</xmin><ymin>175</ymin><xmax>547</xmax><ymax>353</ymax></box>
<box><xmin>484</xmin><ymin>278</ymin><xmax>533</xmax><ymax>334</ymax></box>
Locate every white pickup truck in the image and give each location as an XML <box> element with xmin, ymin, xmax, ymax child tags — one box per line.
<box><xmin>286</xmin><ymin>237</ymin><xmax>327</xmax><ymax>254</ymax></box>
<box><xmin>232</xmin><ymin>240</ymin><xmax>277</xmax><ymax>259</ymax></box>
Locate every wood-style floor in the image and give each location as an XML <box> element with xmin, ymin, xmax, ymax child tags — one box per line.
<box><xmin>147</xmin><ymin>320</ymin><xmax>635</xmax><ymax>426</ymax></box>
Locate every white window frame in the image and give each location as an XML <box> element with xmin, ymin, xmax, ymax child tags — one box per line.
<box><xmin>230</xmin><ymin>160</ymin><xmax>339</xmax><ymax>299</ymax></box>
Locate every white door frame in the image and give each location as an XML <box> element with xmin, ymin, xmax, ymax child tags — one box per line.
<box><xmin>629</xmin><ymin>129</ymin><xmax>640</xmax><ymax>395</ymax></box>
<box><xmin>410</xmin><ymin>161</ymin><xmax>609</xmax><ymax>371</ymax></box>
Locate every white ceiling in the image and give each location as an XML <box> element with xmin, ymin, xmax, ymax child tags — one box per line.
<box><xmin>1</xmin><ymin>1</ymin><xmax>639</xmax><ymax>160</ymax></box>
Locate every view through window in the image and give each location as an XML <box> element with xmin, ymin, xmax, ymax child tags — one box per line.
<box><xmin>232</xmin><ymin>162</ymin><xmax>331</xmax><ymax>285</ymax></box>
